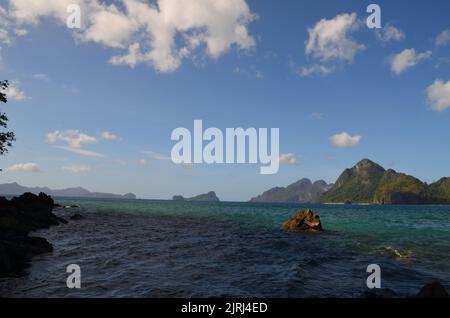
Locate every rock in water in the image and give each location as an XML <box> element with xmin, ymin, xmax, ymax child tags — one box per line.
<box><xmin>282</xmin><ymin>209</ymin><xmax>323</xmax><ymax>232</ymax></box>
<box><xmin>417</xmin><ymin>282</ymin><xmax>449</xmax><ymax>298</ymax></box>
<box><xmin>0</xmin><ymin>192</ymin><xmax>63</xmax><ymax>277</ymax></box>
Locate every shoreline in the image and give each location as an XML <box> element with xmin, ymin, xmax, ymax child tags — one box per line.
<box><xmin>1</xmin><ymin>192</ymin><xmax>449</xmax><ymax>298</ymax></box>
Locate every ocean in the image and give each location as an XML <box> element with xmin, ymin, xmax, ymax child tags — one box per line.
<box><xmin>1</xmin><ymin>199</ymin><xmax>449</xmax><ymax>297</ymax></box>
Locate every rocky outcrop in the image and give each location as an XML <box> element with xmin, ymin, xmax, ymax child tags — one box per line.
<box><xmin>282</xmin><ymin>209</ymin><xmax>323</xmax><ymax>232</ymax></box>
<box><xmin>320</xmin><ymin>159</ymin><xmax>450</xmax><ymax>205</ymax></box>
<box><xmin>173</xmin><ymin>191</ymin><xmax>220</xmax><ymax>202</ymax></box>
<box><xmin>172</xmin><ymin>195</ymin><xmax>185</xmax><ymax>201</ymax></box>
<box><xmin>250</xmin><ymin>178</ymin><xmax>332</xmax><ymax>203</ymax></box>
<box><xmin>417</xmin><ymin>282</ymin><xmax>449</xmax><ymax>298</ymax></box>
<box><xmin>0</xmin><ymin>192</ymin><xmax>64</xmax><ymax>277</ymax></box>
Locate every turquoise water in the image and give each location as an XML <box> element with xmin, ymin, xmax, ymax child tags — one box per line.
<box><xmin>1</xmin><ymin>199</ymin><xmax>449</xmax><ymax>297</ymax></box>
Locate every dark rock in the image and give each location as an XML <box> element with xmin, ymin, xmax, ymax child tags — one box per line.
<box><xmin>282</xmin><ymin>209</ymin><xmax>323</xmax><ymax>232</ymax></box>
<box><xmin>417</xmin><ymin>282</ymin><xmax>449</xmax><ymax>298</ymax></box>
<box><xmin>0</xmin><ymin>192</ymin><xmax>62</xmax><ymax>277</ymax></box>
<box><xmin>70</xmin><ymin>213</ymin><xmax>84</xmax><ymax>220</ymax></box>
<box><xmin>57</xmin><ymin>217</ymin><xmax>68</xmax><ymax>224</ymax></box>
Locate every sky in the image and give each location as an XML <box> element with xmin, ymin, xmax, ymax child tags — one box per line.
<box><xmin>0</xmin><ymin>0</ymin><xmax>449</xmax><ymax>201</ymax></box>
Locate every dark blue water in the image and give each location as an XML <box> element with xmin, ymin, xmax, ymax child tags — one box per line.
<box><xmin>0</xmin><ymin>199</ymin><xmax>449</xmax><ymax>297</ymax></box>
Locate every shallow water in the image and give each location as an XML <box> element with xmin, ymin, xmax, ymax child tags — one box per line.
<box><xmin>1</xmin><ymin>199</ymin><xmax>449</xmax><ymax>297</ymax></box>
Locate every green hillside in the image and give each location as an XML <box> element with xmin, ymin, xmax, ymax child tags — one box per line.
<box><xmin>320</xmin><ymin>159</ymin><xmax>449</xmax><ymax>205</ymax></box>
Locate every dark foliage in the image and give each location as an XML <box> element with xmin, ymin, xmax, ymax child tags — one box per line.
<box><xmin>0</xmin><ymin>80</ymin><xmax>16</xmax><ymax>158</ymax></box>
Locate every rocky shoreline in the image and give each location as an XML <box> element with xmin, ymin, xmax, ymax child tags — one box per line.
<box><xmin>0</xmin><ymin>192</ymin><xmax>67</xmax><ymax>277</ymax></box>
<box><xmin>1</xmin><ymin>198</ymin><xmax>448</xmax><ymax>298</ymax></box>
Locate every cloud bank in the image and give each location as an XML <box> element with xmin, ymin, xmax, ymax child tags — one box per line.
<box><xmin>6</xmin><ymin>0</ymin><xmax>257</xmax><ymax>73</ymax></box>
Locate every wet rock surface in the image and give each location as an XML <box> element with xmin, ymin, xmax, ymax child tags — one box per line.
<box><xmin>0</xmin><ymin>193</ymin><xmax>63</xmax><ymax>277</ymax></box>
<box><xmin>282</xmin><ymin>209</ymin><xmax>323</xmax><ymax>232</ymax></box>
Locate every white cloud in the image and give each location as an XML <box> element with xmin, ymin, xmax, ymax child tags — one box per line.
<box><xmin>47</xmin><ymin>130</ymin><xmax>97</xmax><ymax>148</ymax></box>
<box><xmin>3</xmin><ymin>82</ymin><xmax>27</xmax><ymax>101</ymax></box>
<box><xmin>8</xmin><ymin>0</ymin><xmax>79</xmax><ymax>25</ymax></box>
<box><xmin>300</xmin><ymin>64</ymin><xmax>336</xmax><ymax>77</ymax></box>
<box><xmin>14</xmin><ymin>28</ymin><xmax>27</xmax><ymax>36</ymax></box>
<box><xmin>101</xmin><ymin>131</ymin><xmax>119</xmax><ymax>141</ymax></box>
<box><xmin>142</xmin><ymin>150</ymin><xmax>171</xmax><ymax>161</ymax></box>
<box><xmin>305</xmin><ymin>13</ymin><xmax>364</xmax><ymax>63</ymax></box>
<box><xmin>6</xmin><ymin>162</ymin><xmax>40</xmax><ymax>172</ymax></box>
<box><xmin>81</xmin><ymin>3</ymin><xmax>138</xmax><ymax>49</ymax></box>
<box><xmin>138</xmin><ymin>158</ymin><xmax>148</xmax><ymax>165</ymax></box>
<box><xmin>435</xmin><ymin>29</ymin><xmax>450</xmax><ymax>47</ymax></box>
<box><xmin>33</xmin><ymin>73</ymin><xmax>49</xmax><ymax>81</ymax></box>
<box><xmin>63</xmin><ymin>164</ymin><xmax>91</xmax><ymax>173</ymax></box>
<box><xmin>390</xmin><ymin>49</ymin><xmax>432</xmax><ymax>75</ymax></box>
<box><xmin>0</xmin><ymin>6</ymin><xmax>12</xmax><ymax>44</ymax></box>
<box><xmin>255</xmin><ymin>70</ymin><xmax>264</xmax><ymax>79</ymax></box>
<box><xmin>278</xmin><ymin>153</ymin><xmax>300</xmax><ymax>165</ymax></box>
<box><xmin>426</xmin><ymin>79</ymin><xmax>450</xmax><ymax>112</ymax></box>
<box><xmin>47</xmin><ymin>130</ymin><xmax>104</xmax><ymax>157</ymax></box>
<box><xmin>376</xmin><ymin>24</ymin><xmax>405</xmax><ymax>43</ymax></box>
<box><xmin>0</xmin><ymin>28</ymin><xmax>10</xmax><ymax>45</ymax></box>
<box><xmin>7</xmin><ymin>0</ymin><xmax>257</xmax><ymax>73</ymax></box>
<box><xmin>57</xmin><ymin>146</ymin><xmax>104</xmax><ymax>158</ymax></box>
<box><xmin>330</xmin><ymin>132</ymin><xmax>362</xmax><ymax>148</ymax></box>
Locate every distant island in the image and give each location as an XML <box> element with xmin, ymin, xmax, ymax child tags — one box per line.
<box><xmin>250</xmin><ymin>159</ymin><xmax>450</xmax><ymax>205</ymax></box>
<box><xmin>250</xmin><ymin>178</ymin><xmax>332</xmax><ymax>203</ymax></box>
<box><xmin>0</xmin><ymin>182</ymin><xmax>136</xmax><ymax>199</ymax></box>
<box><xmin>320</xmin><ymin>159</ymin><xmax>450</xmax><ymax>205</ymax></box>
<box><xmin>173</xmin><ymin>191</ymin><xmax>220</xmax><ymax>202</ymax></box>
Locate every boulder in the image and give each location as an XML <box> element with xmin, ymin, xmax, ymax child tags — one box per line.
<box><xmin>417</xmin><ymin>282</ymin><xmax>449</xmax><ymax>298</ymax></box>
<box><xmin>0</xmin><ymin>192</ymin><xmax>62</xmax><ymax>277</ymax></box>
<box><xmin>282</xmin><ymin>209</ymin><xmax>323</xmax><ymax>232</ymax></box>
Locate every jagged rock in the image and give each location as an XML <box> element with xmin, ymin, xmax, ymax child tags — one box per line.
<box><xmin>282</xmin><ymin>209</ymin><xmax>323</xmax><ymax>232</ymax></box>
<box><xmin>0</xmin><ymin>192</ymin><xmax>62</xmax><ymax>277</ymax></box>
<box><xmin>417</xmin><ymin>282</ymin><xmax>449</xmax><ymax>298</ymax></box>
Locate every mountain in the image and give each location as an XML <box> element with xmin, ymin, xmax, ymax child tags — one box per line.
<box><xmin>320</xmin><ymin>159</ymin><xmax>450</xmax><ymax>204</ymax></box>
<box><xmin>427</xmin><ymin>177</ymin><xmax>450</xmax><ymax>204</ymax></box>
<box><xmin>249</xmin><ymin>178</ymin><xmax>332</xmax><ymax>203</ymax></box>
<box><xmin>172</xmin><ymin>191</ymin><xmax>220</xmax><ymax>202</ymax></box>
<box><xmin>0</xmin><ymin>182</ymin><xmax>137</xmax><ymax>199</ymax></box>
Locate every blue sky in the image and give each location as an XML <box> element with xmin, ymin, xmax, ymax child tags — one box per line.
<box><xmin>0</xmin><ymin>0</ymin><xmax>449</xmax><ymax>201</ymax></box>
